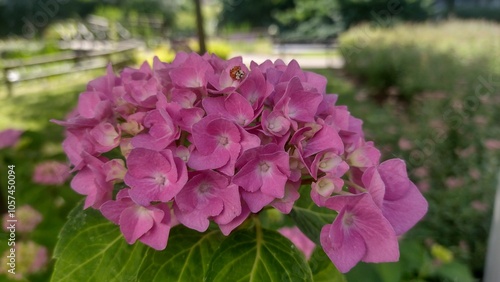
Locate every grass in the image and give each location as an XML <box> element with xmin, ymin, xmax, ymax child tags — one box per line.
<box><xmin>0</xmin><ymin>81</ymin><xmax>87</xmax><ymax>281</ymax></box>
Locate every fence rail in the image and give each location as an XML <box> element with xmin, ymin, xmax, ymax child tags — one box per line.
<box><xmin>1</xmin><ymin>40</ymin><xmax>142</xmax><ymax>97</ymax></box>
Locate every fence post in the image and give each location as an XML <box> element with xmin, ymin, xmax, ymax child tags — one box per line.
<box><xmin>3</xmin><ymin>68</ymin><xmax>12</xmax><ymax>97</ymax></box>
<box><xmin>484</xmin><ymin>171</ymin><xmax>500</xmax><ymax>282</ymax></box>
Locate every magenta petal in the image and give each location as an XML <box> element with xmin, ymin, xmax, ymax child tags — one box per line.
<box><xmin>241</xmin><ymin>190</ymin><xmax>274</xmax><ymax>213</ymax></box>
<box><xmin>322</xmin><ymin>194</ymin><xmax>400</xmax><ymax>272</ymax></box>
<box><xmin>225</xmin><ymin>93</ymin><xmax>255</xmax><ymax>126</ymax></box>
<box><xmin>174</xmin><ymin>206</ymin><xmax>212</xmax><ymax>232</ymax></box>
<box><xmin>271</xmin><ymin>181</ymin><xmax>300</xmax><ymax>214</ymax></box>
<box><xmin>100</xmin><ymin>190</ymin><xmax>133</xmax><ymax>224</ymax></box>
<box><xmin>126</xmin><ymin>148</ymin><xmax>172</xmax><ymax>178</ymax></box>
<box><xmin>361</xmin><ymin>167</ymin><xmax>385</xmax><ymax>208</ymax></box>
<box><xmin>188</xmin><ymin>146</ymin><xmax>230</xmax><ymax>171</ymax></box>
<box><xmin>382</xmin><ymin>182</ymin><xmax>428</xmax><ymax>235</ymax></box>
<box><xmin>378</xmin><ymin>159</ymin><xmax>428</xmax><ymax>235</ymax></box>
<box><xmin>214</xmin><ymin>184</ymin><xmax>242</xmax><ymax>225</ymax></box>
<box><xmin>232</xmin><ymin>161</ymin><xmax>263</xmax><ymax>192</ymax></box>
<box><xmin>202</xmin><ymin>96</ymin><xmax>226</xmax><ymax>117</ymax></box>
<box><xmin>320</xmin><ymin>221</ymin><xmax>366</xmax><ymax>273</ymax></box>
<box><xmin>139</xmin><ymin>221</ymin><xmax>170</xmax><ymax>250</ymax></box>
<box><xmin>261</xmin><ymin>172</ymin><xmax>287</xmax><ymax>198</ymax></box>
<box><xmin>119</xmin><ymin>206</ymin><xmax>156</xmax><ymax>244</ymax></box>
<box><xmin>378</xmin><ymin>159</ymin><xmax>411</xmax><ymax>200</ymax></box>
<box><xmin>219</xmin><ymin>201</ymin><xmax>251</xmax><ymax>236</ymax></box>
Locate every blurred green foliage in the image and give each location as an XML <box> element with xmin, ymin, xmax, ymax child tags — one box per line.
<box><xmin>218</xmin><ymin>0</ymin><xmax>295</xmax><ymax>30</ymax></box>
<box><xmin>335</xmin><ymin>19</ymin><xmax>500</xmax><ymax>279</ymax></box>
<box><xmin>455</xmin><ymin>7</ymin><xmax>500</xmax><ymax>22</ymax></box>
<box><xmin>339</xmin><ymin>20</ymin><xmax>500</xmax><ymax>103</ymax></box>
<box><xmin>219</xmin><ymin>0</ymin><xmax>434</xmax><ymax>42</ymax></box>
<box><xmin>0</xmin><ymin>0</ymin><xmax>176</xmax><ymax>39</ymax></box>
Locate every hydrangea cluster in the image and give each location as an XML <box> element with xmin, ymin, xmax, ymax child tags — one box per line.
<box><xmin>53</xmin><ymin>52</ymin><xmax>427</xmax><ymax>272</ymax></box>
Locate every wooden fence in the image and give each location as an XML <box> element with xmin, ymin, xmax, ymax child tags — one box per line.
<box><xmin>1</xmin><ymin>40</ymin><xmax>142</xmax><ymax>97</ymax></box>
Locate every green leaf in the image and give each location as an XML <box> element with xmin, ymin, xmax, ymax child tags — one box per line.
<box><xmin>436</xmin><ymin>261</ymin><xmax>475</xmax><ymax>282</ymax></box>
<box><xmin>52</xmin><ymin>202</ymin><xmax>145</xmax><ymax>281</ymax></box>
<box><xmin>52</xmin><ymin>202</ymin><xmax>224</xmax><ymax>282</ymax></box>
<box><xmin>205</xmin><ymin>223</ymin><xmax>313</xmax><ymax>282</ymax></box>
<box><xmin>308</xmin><ymin>248</ymin><xmax>346</xmax><ymax>282</ymax></box>
<box><xmin>289</xmin><ymin>185</ymin><xmax>337</xmax><ymax>244</ymax></box>
<box><xmin>138</xmin><ymin>227</ymin><xmax>223</xmax><ymax>281</ymax></box>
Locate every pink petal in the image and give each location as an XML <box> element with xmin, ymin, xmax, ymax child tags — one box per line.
<box><xmin>119</xmin><ymin>206</ymin><xmax>156</xmax><ymax>244</ymax></box>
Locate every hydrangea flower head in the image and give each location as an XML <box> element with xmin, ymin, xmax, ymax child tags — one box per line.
<box><xmin>54</xmin><ymin>52</ymin><xmax>427</xmax><ymax>272</ymax></box>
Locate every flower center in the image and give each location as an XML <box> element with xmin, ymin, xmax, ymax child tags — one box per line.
<box><xmin>342</xmin><ymin>212</ymin><xmax>355</xmax><ymax>227</ymax></box>
<box><xmin>259</xmin><ymin>162</ymin><xmax>270</xmax><ymax>172</ymax></box>
<box><xmin>217</xmin><ymin>135</ymin><xmax>229</xmax><ymax>146</ymax></box>
<box><xmin>199</xmin><ymin>183</ymin><xmax>211</xmax><ymax>193</ymax></box>
<box><xmin>155</xmin><ymin>174</ymin><xmax>166</xmax><ymax>186</ymax></box>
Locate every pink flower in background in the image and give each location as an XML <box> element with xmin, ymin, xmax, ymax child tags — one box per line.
<box><xmin>3</xmin><ymin>205</ymin><xmax>42</xmax><ymax>233</ymax></box>
<box><xmin>417</xmin><ymin>180</ymin><xmax>430</xmax><ymax>193</ymax></box>
<box><xmin>413</xmin><ymin>166</ymin><xmax>429</xmax><ymax>178</ymax></box>
<box><xmin>278</xmin><ymin>226</ymin><xmax>315</xmax><ymax>260</ymax></box>
<box><xmin>398</xmin><ymin>137</ymin><xmax>413</xmax><ymax>151</ymax></box>
<box><xmin>469</xmin><ymin>168</ymin><xmax>481</xmax><ymax>180</ymax></box>
<box><xmin>0</xmin><ymin>128</ymin><xmax>23</xmax><ymax>149</ymax></box>
<box><xmin>484</xmin><ymin>139</ymin><xmax>500</xmax><ymax>150</ymax></box>
<box><xmin>445</xmin><ymin>176</ymin><xmax>464</xmax><ymax>189</ymax></box>
<box><xmin>32</xmin><ymin>161</ymin><xmax>70</xmax><ymax>186</ymax></box>
<box><xmin>471</xmin><ymin>200</ymin><xmax>488</xmax><ymax>212</ymax></box>
<box><xmin>0</xmin><ymin>241</ymin><xmax>48</xmax><ymax>279</ymax></box>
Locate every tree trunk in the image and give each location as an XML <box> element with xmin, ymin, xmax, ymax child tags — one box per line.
<box><xmin>193</xmin><ymin>0</ymin><xmax>207</xmax><ymax>54</ymax></box>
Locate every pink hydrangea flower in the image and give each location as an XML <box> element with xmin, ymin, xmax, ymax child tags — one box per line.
<box><xmin>0</xmin><ymin>128</ymin><xmax>23</xmax><ymax>149</ymax></box>
<box><xmin>188</xmin><ymin>115</ymin><xmax>259</xmax><ymax>176</ymax></box>
<box><xmin>71</xmin><ymin>154</ymin><xmax>114</xmax><ymax>209</ymax></box>
<box><xmin>124</xmin><ymin>148</ymin><xmax>188</xmax><ymax>206</ymax></box>
<box><xmin>53</xmin><ymin>52</ymin><xmax>428</xmax><ymax>272</ymax></box>
<box><xmin>173</xmin><ymin>170</ymin><xmax>241</xmax><ymax>232</ymax></box>
<box><xmin>32</xmin><ymin>161</ymin><xmax>70</xmax><ymax>186</ymax></box>
<box><xmin>233</xmin><ymin>144</ymin><xmax>290</xmax><ymax>212</ymax></box>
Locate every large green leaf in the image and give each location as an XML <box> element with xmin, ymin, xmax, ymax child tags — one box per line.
<box><xmin>52</xmin><ymin>203</ymin><xmax>224</xmax><ymax>281</ymax></box>
<box><xmin>138</xmin><ymin>227</ymin><xmax>223</xmax><ymax>281</ymax></box>
<box><xmin>205</xmin><ymin>224</ymin><xmax>313</xmax><ymax>282</ymax></box>
<box><xmin>309</xmin><ymin>248</ymin><xmax>346</xmax><ymax>282</ymax></box>
<box><xmin>289</xmin><ymin>186</ymin><xmax>337</xmax><ymax>244</ymax></box>
<box><xmin>51</xmin><ymin>202</ymin><xmax>145</xmax><ymax>281</ymax></box>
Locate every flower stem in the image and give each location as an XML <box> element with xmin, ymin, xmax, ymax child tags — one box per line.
<box><xmin>343</xmin><ymin>180</ymin><xmax>368</xmax><ymax>193</ymax></box>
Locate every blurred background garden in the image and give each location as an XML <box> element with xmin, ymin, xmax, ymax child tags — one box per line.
<box><xmin>0</xmin><ymin>0</ymin><xmax>499</xmax><ymax>281</ymax></box>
